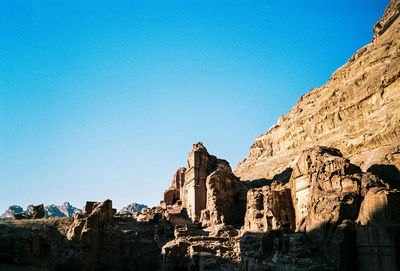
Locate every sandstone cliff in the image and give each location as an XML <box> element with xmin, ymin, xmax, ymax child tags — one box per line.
<box><xmin>235</xmin><ymin>0</ymin><xmax>400</xmax><ymax>181</ymax></box>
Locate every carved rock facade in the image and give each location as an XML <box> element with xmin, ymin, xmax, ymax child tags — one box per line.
<box><xmin>162</xmin><ymin>142</ymin><xmax>246</xmax><ymax>227</ymax></box>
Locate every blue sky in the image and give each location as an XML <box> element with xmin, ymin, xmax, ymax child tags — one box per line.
<box><xmin>0</xmin><ymin>0</ymin><xmax>390</xmax><ymax>212</ymax></box>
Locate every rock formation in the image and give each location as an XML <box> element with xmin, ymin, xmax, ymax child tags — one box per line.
<box><xmin>0</xmin><ymin>205</ymin><xmax>24</xmax><ymax>219</ymax></box>
<box><xmin>162</xmin><ymin>142</ymin><xmax>246</xmax><ymax>227</ymax></box>
<box><xmin>118</xmin><ymin>202</ymin><xmax>148</xmax><ymax>215</ymax></box>
<box><xmin>243</xmin><ymin>181</ymin><xmax>295</xmax><ymax>232</ymax></box>
<box><xmin>45</xmin><ymin>202</ymin><xmax>82</xmax><ymax>217</ymax></box>
<box><xmin>235</xmin><ymin>0</ymin><xmax>400</xmax><ymax>181</ymax></box>
<box><xmin>0</xmin><ymin>202</ymin><xmax>82</xmax><ymax>219</ymax></box>
<box><xmin>1</xmin><ymin>1</ymin><xmax>400</xmax><ymax>270</ymax></box>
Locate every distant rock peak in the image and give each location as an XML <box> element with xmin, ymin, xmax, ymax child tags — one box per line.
<box><xmin>0</xmin><ymin>202</ymin><xmax>82</xmax><ymax>219</ymax></box>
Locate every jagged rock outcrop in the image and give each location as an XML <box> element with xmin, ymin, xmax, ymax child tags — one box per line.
<box><xmin>0</xmin><ymin>205</ymin><xmax>24</xmax><ymax>219</ymax></box>
<box><xmin>235</xmin><ymin>0</ymin><xmax>400</xmax><ymax>181</ymax></box>
<box><xmin>67</xmin><ymin>200</ymin><xmax>113</xmax><ymax>242</ymax></box>
<box><xmin>0</xmin><ymin>202</ymin><xmax>82</xmax><ymax>219</ymax></box>
<box><xmin>357</xmin><ymin>187</ymin><xmax>400</xmax><ymax>225</ymax></box>
<box><xmin>118</xmin><ymin>202</ymin><xmax>148</xmax><ymax>215</ymax></box>
<box><xmin>11</xmin><ymin>204</ymin><xmax>45</xmax><ymax>220</ymax></box>
<box><xmin>45</xmin><ymin>202</ymin><xmax>82</xmax><ymax>218</ymax></box>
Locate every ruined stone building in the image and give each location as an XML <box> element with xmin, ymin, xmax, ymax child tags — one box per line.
<box><xmin>181</xmin><ymin>143</ymin><xmax>208</xmax><ymax>220</ymax></box>
<box><xmin>162</xmin><ymin>142</ymin><xmax>245</xmax><ymax>224</ymax></box>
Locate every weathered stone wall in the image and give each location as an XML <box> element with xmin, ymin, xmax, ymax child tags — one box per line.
<box><xmin>243</xmin><ymin>182</ymin><xmax>295</xmax><ymax>232</ymax></box>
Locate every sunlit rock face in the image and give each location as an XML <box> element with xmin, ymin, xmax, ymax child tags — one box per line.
<box><xmin>118</xmin><ymin>202</ymin><xmax>148</xmax><ymax>215</ymax></box>
<box><xmin>162</xmin><ymin>142</ymin><xmax>246</xmax><ymax>227</ymax></box>
<box><xmin>243</xmin><ymin>182</ymin><xmax>295</xmax><ymax>232</ymax></box>
<box><xmin>235</xmin><ymin>0</ymin><xmax>400</xmax><ymax>181</ymax></box>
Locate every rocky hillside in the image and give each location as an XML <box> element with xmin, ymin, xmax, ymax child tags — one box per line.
<box><xmin>235</xmin><ymin>0</ymin><xmax>400</xmax><ymax>181</ymax></box>
<box><xmin>118</xmin><ymin>202</ymin><xmax>148</xmax><ymax>214</ymax></box>
<box><xmin>0</xmin><ymin>202</ymin><xmax>82</xmax><ymax>219</ymax></box>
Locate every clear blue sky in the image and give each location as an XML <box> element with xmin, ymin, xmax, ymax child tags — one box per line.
<box><xmin>0</xmin><ymin>0</ymin><xmax>390</xmax><ymax>212</ymax></box>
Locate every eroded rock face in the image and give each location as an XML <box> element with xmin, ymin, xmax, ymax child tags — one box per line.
<box><xmin>200</xmin><ymin>164</ymin><xmax>246</xmax><ymax>228</ymax></box>
<box><xmin>243</xmin><ymin>182</ymin><xmax>295</xmax><ymax>232</ymax></box>
<box><xmin>118</xmin><ymin>202</ymin><xmax>148</xmax><ymax>215</ymax></box>
<box><xmin>67</xmin><ymin>200</ymin><xmax>113</xmax><ymax>242</ymax></box>
<box><xmin>289</xmin><ymin>146</ymin><xmax>364</xmax><ymax>231</ymax></box>
<box><xmin>235</xmin><ymin>0</ymin><xmax>400</xmax><ymax>181</ymax></box>
<box><xmin>357</xmin><ymin>187</ymin><xmax>400</xmax><ymax>225</ymax></box>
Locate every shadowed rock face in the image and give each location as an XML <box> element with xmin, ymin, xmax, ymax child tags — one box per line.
<box><xmin>235</xmin><ymin>0</ymin><xmax>400</xmax><ymax>181</ymax></box>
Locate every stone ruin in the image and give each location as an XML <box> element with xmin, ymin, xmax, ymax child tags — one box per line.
<box><xmin>161</xmin><ymin>142</ymin><xmax>246</xmax><ymax>227</ymax></box>
<box><xmin>1</xmin><ymin>143</ymin><xmax>400</xmax><ymax>271</ymax></box>
<box><xmin>159</xmin><ymin>143</ymin><xmax>400</xmax><ymax>270</ymax></box>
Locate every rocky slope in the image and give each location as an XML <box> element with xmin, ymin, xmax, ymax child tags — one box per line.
<box><xmin>235</xmin><ymin>0</ymin><xmax>400</xmax><ymax>181</ymax></box>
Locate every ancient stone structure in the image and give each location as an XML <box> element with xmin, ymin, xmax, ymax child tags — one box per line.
<box><xmin>1</xmin><ymin>1</ymin><xmax>400</xmax><ymax>270</ymax></box>
<box><xmin>181</xmin><ymin>143</ymin><xmax>209</xmax><ymax>220</ymax></box>
<box><xmin>162</xmin><ymin>142</ymin><xmax>246</xmax><ymax>225</ymax></box>
<box><xmin>243</xmin><ymin>182</ymin><xmax>295</xmax><ymax>232</ymax></box>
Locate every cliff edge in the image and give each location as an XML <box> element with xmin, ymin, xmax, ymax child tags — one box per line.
<box><xmin>235</xmin><ymin>0</ymin><xmax>400</xmax><ymax>180</ymax></box>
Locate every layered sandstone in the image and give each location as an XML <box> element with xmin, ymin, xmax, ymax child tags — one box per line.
<box><xmin>235</xmin><ymin>0</ymin><xmax>400</xmax><ymax>180</ymax></box>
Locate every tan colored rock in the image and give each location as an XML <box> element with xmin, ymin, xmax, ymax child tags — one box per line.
<box><xmin>289</xmin><ymin>146</ymin><xmax>363</xmax><ymax>230</ymax></box>
<box><xmin>200</xmin><ymin>164</ymin><xmax>246</xmax><ymax>228</ymax></box>
<box><xmin>243</xmin><ymin>182</ymin><xmax>295</xmax><ymax>232</ymax></box>
<box><xmin>163</xmin><ymin>167</ymin><xmax>186</xmax><ymax>205</ymax></box>
<box><xmin>235</xmin><ymin>0</ymin><xmax>400</xmax><ymax>181</ymax></box>
<box><xmin>67</xmin><ymin>199</ymin><xmax>113</xmax><ymax>241</ymax></box>
<box><xmin>162</xmin><ymin>142</ymin><xmax>247</xmax><ymax>226</ymax></box>
<box><xmin>357</xmin><ymin>187</ymin><xmax>400</xmax><ymax>225</ymax></box>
